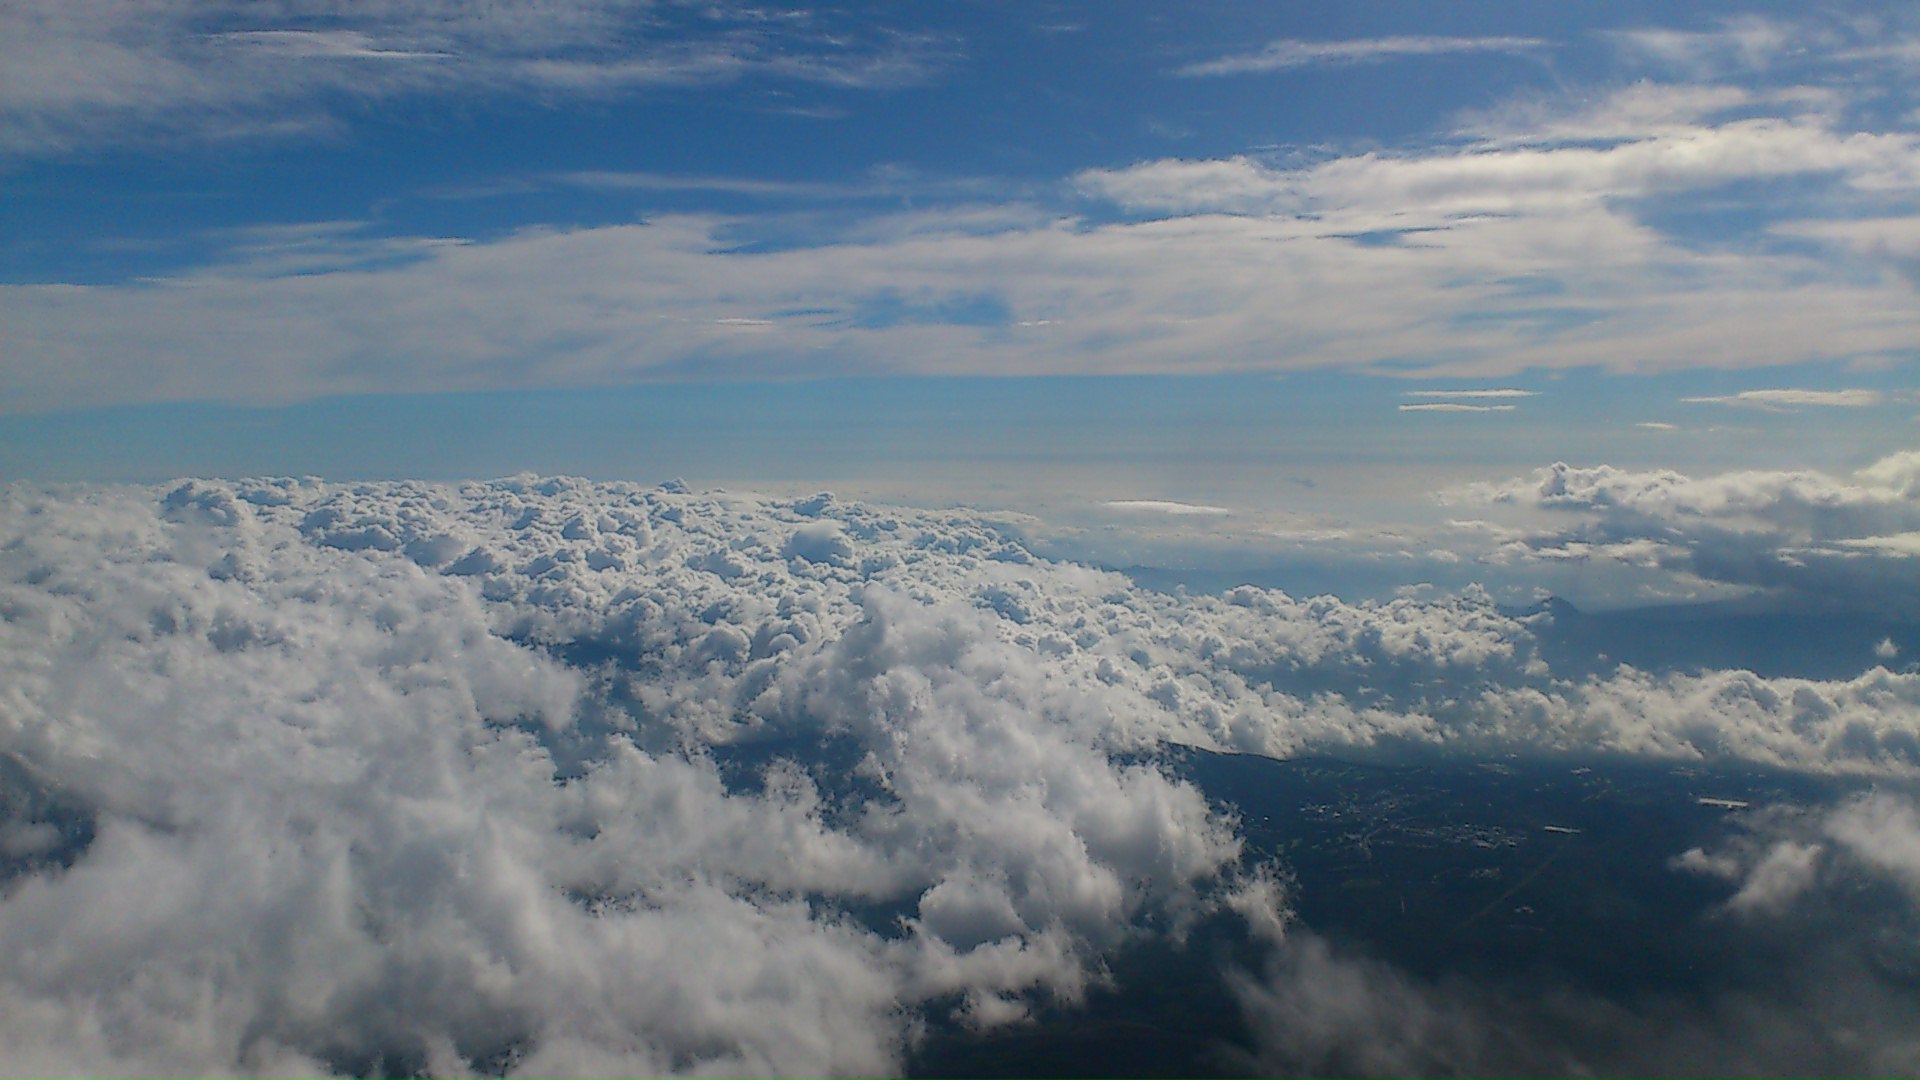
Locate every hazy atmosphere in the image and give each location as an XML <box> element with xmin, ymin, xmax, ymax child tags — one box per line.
<box><xmin>3</xmin><ymin>3</ymin><xmax>1918</xmax><ymax>1076</ymax></box>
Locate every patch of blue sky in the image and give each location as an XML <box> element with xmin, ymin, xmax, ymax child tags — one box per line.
<box><xmin>844</xmin><ymin>291</ymin><xmax>1014</xmax><ymax>330</ymax></box>
<box><xmin>1625</xmin><ymin>175</ymin><xmax>1903</xmax><ymax>249</ymax></box>
<box><xmin>1334</xmin><ymin>228</ymin><xmax>1454</xmax><ymax>249</ymax></box>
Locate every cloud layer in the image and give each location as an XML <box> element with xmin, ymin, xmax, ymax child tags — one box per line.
<box><xmin>4</xmin><ymin>11</ymin><xmax>1917</xmax><ymax>412</ymax></box>
<box><xmin>0</xmin><ymin>1</ymin><xmax>940</xmax><ymax>155</ymax></box>
<box><xmin>3</xmin><ymin>475</ymin><xmax>1920</xmax><ymax>1072</ymax></box>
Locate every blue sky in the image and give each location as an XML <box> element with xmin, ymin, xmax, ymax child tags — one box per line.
<box><xmin>2</xmin><ymin>1</ymin><xmax>1918</xmax><ymax>602</ymax></box>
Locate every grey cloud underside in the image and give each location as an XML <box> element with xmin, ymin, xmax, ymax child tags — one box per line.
<box><xmin>4</xmin><ymin>477</ymin><xmax>1920</xmax><ymax>1075</ymax></box>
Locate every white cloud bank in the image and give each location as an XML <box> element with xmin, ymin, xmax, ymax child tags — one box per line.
<box><xmin>3</xmin><ymin>474</ymin><xmax>1920</xmax><ymax>1073</ymax></box>
<box><xmin>1458</xmin><ymin>449</ymin><xmax>1920</xmax><ymax>609</ymax></box>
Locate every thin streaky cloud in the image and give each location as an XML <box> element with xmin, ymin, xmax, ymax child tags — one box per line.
<box><xmin>1398</xmin><ymin>403</ymin><xmax>1519</xmax><ymax>413</ymax></box>
<box><xmin>1605</xmin><ymin>15</ymin><xmax>1799</xmax><ymax>73</ymax></box>
<box><xmin>553</xmin><ymin>171</ymin><xmax>866</xmax><ymax>199</ymax></box>
<box><xmin>210</xmin><ymin>30</ymin><xmax>452</xmax><ymax>61</ymax></box>
<box><xmin>1835</xmin><ymin>532</ymin><xmax>1920</xmax><ymax>557</ymax></box>
<box><xmin>1403</xmin><ymin>389</ymin><xmax>1537</xmax><ymax>399</ymax></box>
<box><xmin>1178</xmin><ymin>35</ymin><xmax>1547</xmax><ymax>78</ymax></box>
<box><xmin>0</xmin><ymin>3</ymin><xmax>945</xmax><ymax>156</ymax></box>
<box><xmin>1682</xmin><ymin>389</ymin><xmax>1884</xmax><ymax>409</ymax></box>
<box><xmin>1103</xmin><ymin>500</ymin><xmax>1231</xmax><ymax>516</ymax></box>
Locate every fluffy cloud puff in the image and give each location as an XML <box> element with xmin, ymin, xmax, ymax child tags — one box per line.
<box><xmin>4</xmin><ymin>476</ymin><xmax>1920</xmax><ymax>1074</ymax></box>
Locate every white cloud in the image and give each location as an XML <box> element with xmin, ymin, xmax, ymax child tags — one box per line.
<box><xmin>1403</xmin><ymin>389</ymin><xmax>1537</xmax><ymax>399</ymax></box>
<box><xmin>5</xmin><ymin>12</ymin><xmax>1918</xmax><ymax>407</ymax></box>
<box><xmin>1676</xmin><ymin>792</ymin><xmax>1920</xmax><ymax>912</ymax></box>
<box><xmin>0</xmin><ymin>478</ymin><xmax>1256</xmax><ymax>1074</ymax></box>
<box><xmin>1455</xmin><ymin>450</ymin><xmax>1920</xmax><ymax>608</ymax></box>
<box><xmin>1078</xmin><ymin>114</ymin><xmax>1920</xmax><ymax>222</ymax></box>
<box><xmin>1682</xmin><ymin>388</ymin><xmax>1886</xmax><ymax>409</ymax></box>
<box><xmin>0</xmin><ymin>1</ymin><xmax>943</xmax><ymax>156</ymax></box>
<box><xmin>7</xmin><ymin>475</ymin><xmax>1920</xmax><ymax>1072</ymax></box>
<box><xmin>1774</xmin><ymin>215</ymin><xmax>1920</xmax><ymax>262</ymax></box>
<box><xmin>1101</xmin><ymin>500</ymin><xmax>1231</xmax><ymax>516</ymax></box>
<box><xmin>1724</xmin><ymin>840</ymin><xmax>1824</xmax><ymax>913</ymax></box>
<box><xmin>1825</xmin><ymin>794</ymin><xmax>1920</xmax><ymax>897</ymax></box>
<box><xmin>1177</xmin><ymin>35</ymin><xmax>1547</xmax><ymax>78</ymax></box>
<box><xmin>1836</xmin><ymin>531</ymin><xmax>1920</xmax><ymax>557</ymax></box>
<box><xmin>1399</xmin><ymin>403</ymin><xmax>1517</xmax><ymax>413</ymax></box>
<box><xmin>1466</xmin><ymin>666</ymin><xmax>1920</xmax><ymax>775</ymax></box>
<box><xmin>9</xmin><ymin>63</ymin><xmax>1920</xmax><ymax>410</ymax></box>
<box><xmin>1607</xmin><ymin>15</ymin><xmax>1804</xmax><ymax>75</ymax></box>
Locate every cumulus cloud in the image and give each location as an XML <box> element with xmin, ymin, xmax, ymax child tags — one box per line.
<box><xmin>0</xmin><ymin>479</ymin><xmax>1244</xmax><ymax>1074</ymax></box>
<box><xmin>1456</xmin><ymin>450</ymin><xmax>1920</xmax><ymax>609</ymax></box>
<box><xmin>7</xmin><ymin>476</ymin><xmax>1920</xmax><ymax>1073</ymax></box>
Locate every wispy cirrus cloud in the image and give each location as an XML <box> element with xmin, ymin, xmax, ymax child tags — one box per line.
<box><xmin>0</xmin><ymin>1</ymin><xmax>947</xmax><ymax>156</ymax></box>
<box><xmin>1176</xmin><ymin>35</ymin><xmax>1547</xmax><ymax>78</ymax></box>
<box><xmin>1077</xmin><ymin>121</ymin><xmax>1920</xmax><ymax>222</ymax></box>
<box><xmin>1606</xmin><ymin>14</ymin><xmax>1804</xmax><ymax>74</ymax></box>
